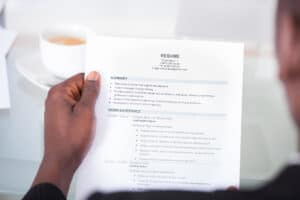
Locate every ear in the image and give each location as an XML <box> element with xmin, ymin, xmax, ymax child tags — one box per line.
<box><xmin>277</xmin><ymin>13</ymin><xmax>300</xmax><ymax>81</ymax></box>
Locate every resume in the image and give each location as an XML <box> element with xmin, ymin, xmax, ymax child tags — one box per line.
<box><xmin>76</xmin><ymin>36</ymin><xmax>244</xmax><ymax>200</ymax></box>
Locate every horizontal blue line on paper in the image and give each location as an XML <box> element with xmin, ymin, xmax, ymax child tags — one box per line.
<box><xmin>141</xmin><ymin>110</ymin><xmax>227</xmax><ymax>117</ymax></box>
<box><xmin>124</xmin><ymin>77</ymin><xmax>228</xmax><ymax>85</ymax></box>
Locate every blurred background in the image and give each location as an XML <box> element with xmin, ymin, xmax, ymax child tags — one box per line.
<box><xmin>5</xmin><ymin>0</ymin><xmax>276</xmax><ymax>41</ymax></box>
<box><xmin>0</xmin><ymin>0</ymin><xmax>298</xmax><ymax>199</ymax></box>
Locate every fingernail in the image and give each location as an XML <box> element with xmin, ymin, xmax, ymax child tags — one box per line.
<box><xmin>87</xmin><ymin>71</ymin><xmax>100</xmax><ymax>81</ymax></box>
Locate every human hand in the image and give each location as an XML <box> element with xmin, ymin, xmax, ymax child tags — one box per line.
<box><xmin>227</xmin><ymin>186</ymin><xmax>238</xmax><ymax>191</ymax></box>
<box><xmin>32</xmin><ymin>72</ymin><xmax>100</xmax><ymax>195</ymax></box>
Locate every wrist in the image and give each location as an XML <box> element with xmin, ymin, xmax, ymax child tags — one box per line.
<box><xmin>32</xmin><ymin>156</ymin><xmax>77</xmax><ymax>196</ymax></box>
<box><xmin>43</xmin><ymin>152</ymin><xmax>81</xmax><ymax>174</ymax></box>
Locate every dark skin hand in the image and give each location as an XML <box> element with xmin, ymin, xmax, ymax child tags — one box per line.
<box><xmin>32</xmin><ymin>71</ymin><xmax>100</xmax><ymax>196</ymax></box>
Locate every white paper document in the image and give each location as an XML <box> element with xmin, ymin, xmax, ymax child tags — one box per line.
<box><xmin>0</xmin><ymin>56</ymin><xmax>10</xmax><ymax>109</ymax></box>
<box><xmin>77</xmin><ymin>36</ymin><xmax>244</xmax><ymax>200</ymax></box>
<box><xmin>0</xmin><ymin>27</ymin><xmax>17</xmax><ymax>55</ymax></box>
<box><xmin>0</xmin><ymin>27</ymin><xmax>17</xmax><ymax>109</ymax></box>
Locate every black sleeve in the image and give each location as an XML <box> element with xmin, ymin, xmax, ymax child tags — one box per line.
<box><xmin>21</xmin><ymin>184</ymin><xmax>258</xmax><ymax>200</ymax></box>
<box><xmin>21</xmin><ymin>184</ymin><xmax>255</xmax><ymax>200</ymax></box>
<box><xmin>88</xmin><ymin>190</ymin><xmax>258</xmax><ymax>200</ymax></box>
<box><xmin>88</xmin><ymin>191</ymin><xmax>214</xmax><ymax>200</ymax></box>
<box><xmin>22</xmin><ymin>183</ymin><xmax>66</xmax><ymax>200</ymax></box>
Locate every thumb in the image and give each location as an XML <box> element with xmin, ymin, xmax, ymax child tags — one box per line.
<box><xmin>79</xmin><ymin>71</ymin><xmax>101</xmax><ymax>110</ymax></box>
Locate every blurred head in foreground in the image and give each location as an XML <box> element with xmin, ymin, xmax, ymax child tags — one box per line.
<box><xmin>277</xmin><ymin>0</ymin><xmax>300</xmax><ymax>130</ymax></box>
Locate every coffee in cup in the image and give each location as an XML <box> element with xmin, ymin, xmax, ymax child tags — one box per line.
<box><xmin>48</xmin><ymin>36</ymin><xmax>86</xmax><ymax>46</ymax></box>
<box><xmin>40</xmin><ymin>25</ymin><xmax>89</xmax><ymax>79</ymax></box>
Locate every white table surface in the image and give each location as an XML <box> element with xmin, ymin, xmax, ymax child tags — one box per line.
<box><xmin>0</xmin><ymin>0</ymin><xmax>298</xmax><ymax>198</ymax></box>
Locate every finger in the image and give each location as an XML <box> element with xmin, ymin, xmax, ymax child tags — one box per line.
<box><xmin>46</xmin><ymin>73</ymin><xmax>85</xmax><ymax>116</ymax></box>
<box><xmin>59</xmin><ymin>73</ymin><xmax>85</xmax><ymax>101</ymax></box>
<box><xmin>79</xmin><ymin>71</ymin><xmax>101</xmax><ymax>111</ymax></box>
<box><xmin>59</xmin><ymin>73</ymin><xmax>85</xmax><ymax>88</ymax></box>
<box><xmin>227</xmin><ymin>186</ymin><xmax>238</xmax><ymax>191</ymax></box>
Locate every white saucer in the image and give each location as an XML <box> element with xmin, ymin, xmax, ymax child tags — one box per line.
<box><xmin>16</xmin><ymin>50</ymin><xmax>65</xmax><ymax>91</ymax></box>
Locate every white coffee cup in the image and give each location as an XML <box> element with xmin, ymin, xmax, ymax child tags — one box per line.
<box><xmin>40</xmin><ymin>24</ymin><xmax>88</xmax><ymax>79</ymax></box>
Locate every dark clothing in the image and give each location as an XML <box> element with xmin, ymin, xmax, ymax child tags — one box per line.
<box><xmin>23</xmin><ymin>165</ymin><xmax>300</xmax><ymax>200</ymax></box>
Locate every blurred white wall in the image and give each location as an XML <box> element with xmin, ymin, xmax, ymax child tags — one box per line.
<box><xmin>176</xmin><ymin>0</ymin><xmax>277</xmax><ymax>43</ymax></box>
<box><xmin>5</xmin><ymin>0</ymin><xmax>277</xmax><ymax>42</ymax></box>
<box><xmin>5</xmin><ymin>0</ymin><xmax>180</xmax><ymax>37</ymax></box>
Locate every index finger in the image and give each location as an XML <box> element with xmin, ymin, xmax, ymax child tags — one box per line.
<box><xmin>60</xmin><ymin>73</ymin><xmax>85</xmax><ymax>90</ymax></box>
<box><xmin>58</xmin><ymin>73</ymin><xmax>85</xmax><ymax>101</ymax></box>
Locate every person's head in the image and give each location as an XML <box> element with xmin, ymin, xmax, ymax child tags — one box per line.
<box><xmin>276</xmin><ymin>0</ymin><xmax>300</xmax><ymax>130</ymax></box>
